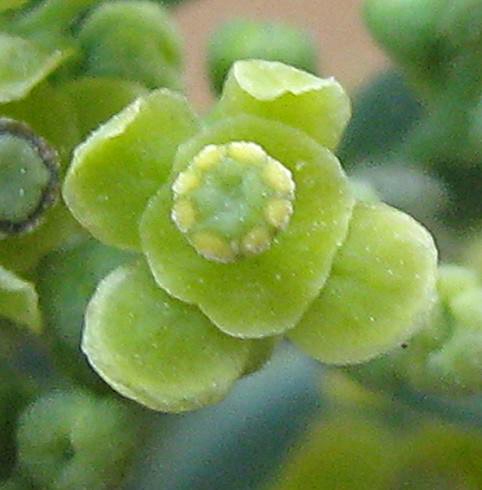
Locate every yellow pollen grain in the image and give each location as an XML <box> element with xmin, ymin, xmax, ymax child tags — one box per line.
<box><xmin>172</xmin><ymin>170</ymin><xmax>200</xmax><ymax>195</ymax></box>
<box><xmin>263</xmin><ymin>159</ymin><xmax>295</xmax><ymax>195</ymax></box>
<box><xmin>194</xmin><ymin>144</ymin><xmax>225</xmax><ymax>171</ymax></box>
<box><xmin>171</xmin><ymin>199</ymin><xmax>196</xmax><ymax>232</ymax></box>
<box><xmin>192</xmin><ymin>231</ymin><xmax>236</xmax><ymax>263</ymax></box>
<box><xmin>227</xmin><ymin>141</ymin><xmax>266</xmax><ymax>165</ymax></box>
<box><xmin>241</xmin><ymin>226</ymin><xmax>272</xmax><ymax>256</ymax></box>
<box><xmin>265</xmin><ymin>199</ymin><xmax>293</xmax><ymax>230</ymax></box>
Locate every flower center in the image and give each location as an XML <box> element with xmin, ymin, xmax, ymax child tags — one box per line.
<box><xmin>0</xmin><ymin>118</ymin><xmax>58</xmax><ymax>238</ymax></box>
<box><xmin>171</xmin><ymin>142</ymin><xmax>295</xmax><ymax>263</ymax></box>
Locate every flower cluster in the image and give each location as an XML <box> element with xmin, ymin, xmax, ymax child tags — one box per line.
<box><xmin>0</xmin><ymin>0</ymin><xmax>182</xmax><ymax>332</ymax></box>
<box><xmin>64</xmin><ymin>59</ymin><xmax>438</xmax><ymax>411</ymax></box>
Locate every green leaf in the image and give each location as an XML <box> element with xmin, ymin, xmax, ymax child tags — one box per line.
<box><xmin>212</xmin><ymin>59</ymin><xmax>350</xmax><ymax>150</ymax></box>
<box><xmin>63</xmin><ymin>89</ymin><xmax>199</xmax><ymax>250</ymax></box>
<box><xmin>0</xmin><ymin>265</ymin><xmax>41</xmax><ymax>332</ymax></box>
<box><xmin>82</xmin><ymin>260</ymin><xmax>251</xmax><ymax>412</ymax></box>
<box><xmin>289</xmin><ymin>202</ymin><xmax>438</xmax><ymax>364</ymax></box>
<box><xmin>141</xmin><ymin>115</ymin><xmax>354</xmax><ymax>338</ymax></box>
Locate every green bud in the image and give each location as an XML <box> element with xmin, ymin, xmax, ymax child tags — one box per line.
<box><xmin>360</xmin><ymin>264</ymin><xmax>482</xmax><ymax>396</ymax></box>
<box><xmin>207</xmin><ymin>19</ymin><xmax>318</xmax><ymax>94</ymax></box>
<box><xmin>37</xmin><ymin>238</ymin><xmax>133</xmax><ymax>387</ymax></box>
<box><xmin>17</xmin><ymin>390</ymin><xmax>141</xmax><ymax>490</ymax></box>
<box><xmin>0</xmin><ymin>118</ymin><xmax>59</xmax><ymax>238</ymax></box>
<box><xmin>78</xmin><ymin>0</ymin><xmax>182</xmax><ymax>90</ymax></box>
<box><xmin>363</xmin><ymin>0</ymin><xmax>446</xmax><ymax>88</ymax></box>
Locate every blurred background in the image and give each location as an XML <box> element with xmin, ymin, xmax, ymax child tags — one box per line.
<box><xmin>174</xmin><ymin>0</ymin><xmax>387</xmax><ymax>110</ymax></box>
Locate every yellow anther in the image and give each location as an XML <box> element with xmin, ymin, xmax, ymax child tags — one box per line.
<box><xmin>192</xmin><ymin>231</ymin><xmax>237</xmax><ymax>263</ymax></box>
<box><xmin>172</xmin><ymin>170</ymin><xmax>200</xmax><ymax>195</ymax></box>
<box><xmin>227</xmin><ymin>141</ymin><xmax>267</xmax><ymax>165</ymax></box>
<box><xmin>171</xmin><ymin>199</ymin><xmax>196</xmax><ymax>232</ymax></box>
<box><xmin>263</xmin><ymin>158</ymin><xmax>295</xmax><ymax>195</ymax></box>
<box><xmin>171</xmin><ymin>141</ymin><xmax>297</xmax><ymax>263</ymax></box>
<box><xmin>241</xmin><ymin>226</ymin><xmax>272</xmax><ymax>256</ymax></box>
<box><xmin>193</xmin><ymin>144</ymin><xmax>225</xmax><ymax>171</ymax></box>
<box><xmin>265</xmin><ymin>199</ymin><xmax>293</xmax><ymax>230</ymax></box>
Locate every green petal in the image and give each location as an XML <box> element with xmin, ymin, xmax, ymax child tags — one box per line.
<box><xmin>141</xmin><ymin>115</ymin><xmax>354</xmax><ymax>338</ymax></box>
<box><xmin>60</xmin><ymin>77</ymin><xmax>147</xmax><ymax>138</ymax></box>
<box><xmin>212</xmin><ymin>59</ymin><xmax>350</xmax><ymax>150</ymax></box>
<box><xmin>83</xmin><ymin>260</ymin><xmax>250</xmax><ymax>412</ymax></box>
<box><xmin>289</xmin><ymin>202</ymin><xmax>438</xmax><ymax>365</ymax></box>
<box><xmin>0</xmin><ymin>33</ymin><xmax>65</xmax><ymax>104</ymax></box>
<box><xmin>63</xmin><ymin>89</ymin><xmax>199</xmax><ymax>250</ymax></box>
<box><xmin>1</xmin><ymin>82</ymin><xmax>80</xmax><ymax>165</ymax></box>
<box><xmin>0</xmin><ymin>265</ymin><xmax>41</xmax><ymax>332</ymax></box>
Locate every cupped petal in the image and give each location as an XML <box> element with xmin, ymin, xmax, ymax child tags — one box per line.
<box><xmin>82</xmin><ymin>260</ymin><xmax>251</xmax><ymax>412</ymax></box>
<box><xmin>141</xmin><ymin>115</ymin><xmax>354</xmax><ymax>338</ymax></box>
<box><xmin>212</xmin><ymin>59</ymin><xmax>351</xmax><ymax>150</ymax></box>
<box><xmin>0</xmin><ymin>33</ymin><xmax>66</xmax><ymax>104</ymax></box>
<box><xmin>0</xmin><ymin>265</ymin><xmax>41</xmax><ymax>332</ymax></box>
<box><xmin>288</xmin><ymin>202</ymin><xmax>438</xmax><ymax>365</ymax></box>
<box><xmin>63</xmin><ymin>89</ymin><xmax>199</xmax><ymax>250</ymax></box>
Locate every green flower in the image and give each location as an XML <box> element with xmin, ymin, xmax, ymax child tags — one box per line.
<box><xmin>0</xmin><ymin>0</ymin><xmax>181</xmax><ymax>335</ymax></box>
<box><xmin>63</xmin><ymin>59</ymin><xmax>437</xmax><ymax>411</ymax></box>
